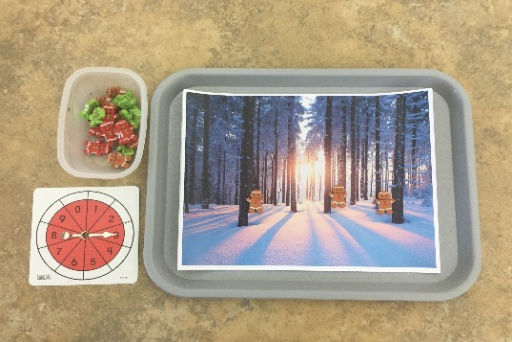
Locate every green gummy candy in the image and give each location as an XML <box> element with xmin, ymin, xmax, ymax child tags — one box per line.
<box><xmin>130</xmin><ymin>107</ymin><xmax>141</xmax><ymax>123</ymax></box>
<box><xmin>113</xmin><ymin>92</ymin><xmax>137</xmax><ymax>109</ymax></box>
<box><xmin>88</xmin><ymin>107</ymin><xmax>105</xmax><ymax>127</ymax></box>
<box><xmin>127</xmin><ymin>107</ymin><xmax>141</xmax><ymax>129</ymax></box>
<box><xmin>119</xmin><ymin>108</ymin><xmax>130</xmax><ymax>119</ymax></box>
<box><xmin>116</xmin><ymin>145</ymin><xmax>135</xmax><ymax>156</ymax></box>
<box><xmin>80</xmin><ymin>98</ymin><xmax>99</xmax><ymax>120</ymax></box>
<box><xmin>119</xmin><ymin>107</ymin><xmax>141</xmax><ymax>129</ymax></box>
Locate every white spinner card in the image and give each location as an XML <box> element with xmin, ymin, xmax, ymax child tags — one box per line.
<box><xmin>29</xmin><ymin>186</ymin><xmax>139</xmax><ymax>285</ymax></box>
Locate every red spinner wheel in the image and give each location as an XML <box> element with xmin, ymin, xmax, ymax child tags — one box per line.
<box><xmin>35</xmin><ymin>191</ymin><xmax>134</xmax><ymax>280</ymax></box>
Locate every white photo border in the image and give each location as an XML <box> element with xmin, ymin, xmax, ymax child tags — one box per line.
<box><xmin>178</xmin><ymin>88</ymin><xmax>440</xmax><ymax>273</ymax></box>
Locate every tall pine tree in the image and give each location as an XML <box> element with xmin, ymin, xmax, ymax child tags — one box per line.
<box><xmin>255</xmin><ymin>99</ymin><xmax>261</xmax><ymax>190</ymax></box>
<box><xmin>374</xmin><ymin>96</ymin><xmax>381</xmax><ymax>200</ymax></box>
<box><xmin>281</xmin><ymin>158</ymin><xmax>286</xmax><ymax>204</ymax></box>
<box><xmin>238</xmin><ymin>97</ymin><xmax>256</xmax><ymax>226</ymax></box>
<box><xmin>339</xmin><ymin>98</ymin><xmax>348</xmax><ymax>189</ymax></box>
<box><xmin>188</xmin><ymin>108</ymin><xmax>199</xmax><ymax>204</ymax></box>
<box><xmin>324</xmin><ymin>96</ymin><xmax>333</xmax><ymax>213</ymax></box>
<box><xmin>288</xmin><ymin>97</ymin><xmax>297</xmax><ymax>213</ymax></box>
<box><xmin>392</xmin><ymin>94</ymin><xmax>406</xmax><ymax>224</ymax></box>
<box><xmin>362</xmin><ymin>99</ymin><xmax>370</xmax><ymax>200</ymax></box>
<box><xmin>272</xmin><ymin>106</ymin><xmax>279</xmax><ymax>205</ymax></box>
<box><xmin>200</xmin><ymin>95</ymin><xmax>211</xmax><ymax>209</ymax></box>
<box><xmin>350</xmin><ymin>97</ymin><xmax>358</xmax><ymax>205</ymax></box>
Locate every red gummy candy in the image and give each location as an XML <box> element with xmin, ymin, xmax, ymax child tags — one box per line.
<box><xmin>83</xmin><ymin>140</ymin><xmax>112</xmax><ymax>156</ymax></box>
<box><xmin>88</xmin><ymin>123</ymin><xmax>117</xmax><ymax>144</ymax></box>
<box><xmin>103</xmin><ymin>104</ymin><xmax>118</xmax><ymax>123</ymax></box>
<box><xmin>113</xmin><ymin>119</ymin><xmax>137</xmax><ymax>145</ymax></box>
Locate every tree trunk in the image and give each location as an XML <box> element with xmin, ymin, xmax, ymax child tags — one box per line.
<box><xmin>184</xmin><ymin>164</ymin><xmax>190</xmax><ymax>213</ymax></box>
<box><xmin>286</xmin><ymin>157</ymin><xmax>290</xmax><ymax>206</ymax></box>
<box><xmin>331</xmin><ymin>152</ymin><xmax>335</xmax><ymax>190</ymax></box>
<box><xmin>333</xmin><ymin>153</ymin><xmax>337</xmax><ymax>189</ymax></box>
<box><xmin>411</xmin><ymin>123</ymin><xmax>418</xmax><ymax>191</ymax></box>
<box><xmin>385</xmin><ymin>148</ymin><xmax>389</xmax><ymax>191</ymax></box>
<box><xmin>200</xmin><ymin>96</ymin><xmax>211</xmax><ymax>209</ymax></box>
<box><xmin>324</xmin><ymin>97</ymin><xmax>333</xmax><ymax>213</ymax></box>
<box><xmin>350</xmin><ymin>97</ymin><xmax>358</xmax><ymax>205</ymax></box>
<box><xmin>216</xmin><ymin>148</ymin><xmax>221</xmax><ymax>204</ymax></box>
<box><xmin>255</xmin><ymin>100</ymin><xmax>261</xmax><ymax>190</ymax></box>
<box><xmin>369</xmin><ymin>162</ymin><xmax>374</xmax><ymax>198</ymax></box>
<box><xmin>272</xmin><ymin>109</ymin><xmax>279</xmax><ymax>205</ymax></box>
<box><xmin>392</xmin><ymin>94</ymin><xmax>406</xmax><ymax>224</ymax></box>
<box><xmin>263</xmin><ymin>151</ymin><xmax>268</xmax><ymax>203</ymax></box>
<box><xmin>288</xmin><ymin>98</ymin><xmax>297</xmax><ymax>213</ymax></box>
<box><xmin>270</xmin><ymin>154</ymin><xmax>275</xmax><ymax>204</ymax></box>
<box><xmin>362</xmin><ymin>108</ymin><xmax>370</xmax><ymax>200</ymax></box>
<box><xmin>356</xmin><ymin>110</ymin><xmax>360</xmax><ymax>202</ymax></box>
<box><xmin>272</xmin><ymin>155</ymin><xmax>277</xmax><ymax>204</ymax></box>
<box><xmin>238</xmin><ymin>97</ymin><xmax>256</xmax><ymax>226</ymax></box>
<box><xmin>234</xmin><ymin>144</ymin><xmax>240</xmax><ymax>205</ymax></box>
<box><xmin>282</xmin><ymin>157</ymin><xmax>286</xmax><ymax>204</ymax></box>
<box><xmin>374</xmin><ymin>97</ymin><xmax>381</xmax><ymax>199</ymax></box>
<box><xmin>339</xmin><ymin>99</ymin><xmax>348</xmax><ymax>189</ymax></box>
<box><xmin>334</xmin><ymin>151</ymin><xmax>338</xmax><ymax>185</ymax></box>
<box><xmin>359</xmin><ymin>130</ymin><xmax>363</xmax><ymax>200</ymax></box>
<box><xmin>188</xmin><ymin>108</ymin><xmax>199</xmax><ymax>204</ymax></box>
<box><xmin>222</xmin><ymin>149</ymin><xmax>226</xmax><ymax>205</ymax></box>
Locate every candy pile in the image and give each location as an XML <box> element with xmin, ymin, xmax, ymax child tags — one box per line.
<box><xmin>79</xmin><ymin>87</ymin><xmax>141</xmax><ymax>168</ymax></box>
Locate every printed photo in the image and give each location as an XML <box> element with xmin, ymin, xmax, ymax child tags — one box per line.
<box><xmin>178</xmin><ymin>89</ymin><xmax>439</xmax><ymax>272</ymax></box>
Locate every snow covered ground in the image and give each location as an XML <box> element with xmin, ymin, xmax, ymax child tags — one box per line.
<box><xmin>181</xmin><ymin>200</ymin><xmax>437</xmax><ymax>269</ymax></box>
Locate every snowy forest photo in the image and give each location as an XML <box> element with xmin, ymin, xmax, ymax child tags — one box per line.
<box><xmin>180</xmin><ymin>89</ymin><xmax>439</xmax><ymax>271</ymax></box>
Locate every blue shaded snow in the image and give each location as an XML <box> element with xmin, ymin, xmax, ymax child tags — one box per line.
<box><xmin>182</xmin><ymin>200</ymin><xmax>437</xmax><ymax>269</ymax></box>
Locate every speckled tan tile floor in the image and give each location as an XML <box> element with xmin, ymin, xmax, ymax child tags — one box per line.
<box><xmin>0</xmin><ymin>1</ymin><xmax>510</xmax><ymax>341</ymax></box>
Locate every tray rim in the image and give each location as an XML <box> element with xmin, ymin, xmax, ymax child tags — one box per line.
<box><xmin>144</xmin><ymin>68</ymin><xmax>481</xmax><ymax>300</ymax></box>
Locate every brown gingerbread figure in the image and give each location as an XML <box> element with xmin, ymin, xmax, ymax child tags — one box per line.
<box><xmin>329</xmin><ymin>185</ymin><xmax>346</xmax><ymax>208</ymax></box>
<box><xmin>107</xmin><ymin>152</ymin><xmax>132</xmax><ymax>169</ymax></box>
<box><xmin>246</xmin><ymin>189</ymin><xmax>264</xmax><ymax>213</ymax></box>
<box><xmin>376</xmin><ymin>191</ymin><xmax>395</xmax><ymax>215</ymax></box>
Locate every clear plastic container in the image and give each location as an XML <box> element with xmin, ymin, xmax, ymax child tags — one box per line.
<box><xmin>57</xmin><ymin>67</ymin><xmax>148</xmax><ymax>179</ymax></box>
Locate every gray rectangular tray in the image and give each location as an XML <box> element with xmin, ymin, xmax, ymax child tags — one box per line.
<box><xmin>144</xmin><ymin>68</ymin><xmax>481</xmax><ymax>301</ymax></box>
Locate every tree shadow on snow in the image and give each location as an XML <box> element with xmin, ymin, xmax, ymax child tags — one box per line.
<box><xmin>182</xmin><ymin>206</ymin><xmax>287</xmax><ymax>265</ymax></box>
<box><xmin>247</xmin><ymin>205</ymin><xmax>286</xmax><ymax>225</ymax></box>
<box><xmin>184</xmin><ymin>205</ymin><xmax>282</xmax><ymax>234</ymax></box>
<box><xmin>324</xmin><ymin>211</ymin><xmax>436</xmax><ymax>268</ymax></box>
<box><xmin>347</xmin><ymin>204</ymin><xmax>435</xmax><ymax>239</ymax></box>
<box><xmin>235</xmin><ymin>213</ymin><xmax>294</xmax><ymax>265</ymax></box>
